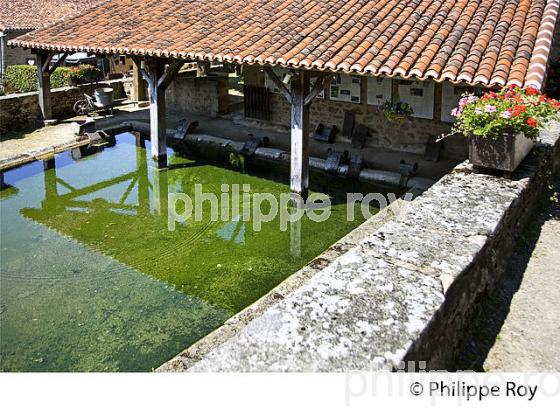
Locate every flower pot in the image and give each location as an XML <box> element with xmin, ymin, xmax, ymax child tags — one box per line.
<box><xmin>468</xmin><ymin>130</ymin><xmax>534</xmax><ymax>172</ymax></box>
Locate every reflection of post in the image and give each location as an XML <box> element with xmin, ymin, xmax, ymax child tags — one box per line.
<box><xmin>152</xmin><ymin>168</ymin><xmax>169</xmax><ymax>220</ymax></box>
<box><xmin>135</xmin><ymin>132</ymin><xmax>150</xmax><ymax>213</ymax></box>
<box><xmin>290</xmin><ymin>215</ymin><xmax>302</xmax><ymax>258</ymax></box>
<box><xmin>43</xmin><ymin>158</ymin><xmax>57</xmax><ymax>203</ymax></box>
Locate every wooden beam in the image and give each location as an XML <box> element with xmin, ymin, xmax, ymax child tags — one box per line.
<box><xmin>289</xmin><ymin>70</ymin><xmax>310</xmax><ymax>199</ymax></box>
<box><xmin>304</xmin><ymin>73</ymin><xmax>334</xmax><ymax>106</ymax></box>
<box><xmin>263</xmin><ymin>67</ymin><xmax>292</xmax><ymax>103</ymax></box>
<box><xmin>132</xmin><ymin>60</ymin><xmax>148</xmax><ymax>101</ymax></box>
<box><xmin>158</xmin><ymin>60</ymin><xmax>184</xmax><ymax>90</ymax></box>
<box><xmin>39</xmin><ymin>52</ymin><xmax>55</xmax><ymax>74</ymax></box>
<box><xmin>48</xmin><ymin>53</ymin><xmax>68</xmax><ymax>74</ymax></box>
<box><xmin>131</xmin><ymin>55</ymin><xmax>150</xmax><ymax>83</ymax></box>
<box><xmin>196</xmin><ymin>61</ymin><xmax>211</xmax><ymax>77</ymax></box>
<box><xmin>36</xmin><ymin>51</ymin><xmax>53</xmax><ymax>121</ymax></box>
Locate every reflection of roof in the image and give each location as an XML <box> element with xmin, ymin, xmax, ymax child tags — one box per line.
<box><xmin>7</xmin><ymin>0</ymin><xmax>560</xmax><ymax>89</ymax></box>
<box><xmin>0</xmin><ymin>0</ymin><xmax>105</xmax><ymax>31</ymax></box>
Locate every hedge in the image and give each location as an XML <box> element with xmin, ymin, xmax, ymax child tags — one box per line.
<box><xmin>4</xmin><ymin>65</ymin><xmax>73</xmax><ymax>93</ymax></box>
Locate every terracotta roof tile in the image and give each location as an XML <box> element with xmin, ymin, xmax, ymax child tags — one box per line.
<box><xmin>7</xmin><ymin>0</ymin><xmax>559</xmax><ymax>89</ymax></box>
<box><xmin>0</xmin><ymin>0</ymin><xmax>105</xmax><ymax>31</ymax></box>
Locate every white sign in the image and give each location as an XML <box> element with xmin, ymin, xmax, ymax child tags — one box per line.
<box><xmin>330</xmin><ymin>74</ymin><xmax>361</xmax><ymax>103</ymax></box>
<box><xmin>441</xmin><ymin>81</ymin><xmax>483</xmax><ymax>123</ymax></box>
<box><xmin>367</xmin><ymin>77</ymin><xmax>392</xmax><ymax>106</ymax></box>
<box><xmin>397</xmin><ymin>80</ymin><xmax>435</xmax><ymax>119</ymax></box>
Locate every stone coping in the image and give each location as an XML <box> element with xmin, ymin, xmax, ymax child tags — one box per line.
<box><xmin>165</xmin><ymin>120</ymin><xmax>559</xmax><ymax>372</ymax></box>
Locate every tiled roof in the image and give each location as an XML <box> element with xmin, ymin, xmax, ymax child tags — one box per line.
<box><xmin>0</xmin><ymin>0</ymin><xmax>105</xmax><ymax>31</ymax></box>
<box><xmin>8</xmin><ymin>0</ymin><xmax>560</xmax><ymax>89</ymax></box>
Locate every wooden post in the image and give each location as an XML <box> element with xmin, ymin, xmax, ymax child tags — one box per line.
<box><xmin>152</xmin><ymin>167</ymin><xmax>169</xmax><ymax>219</ymax></box>
<box><xmin>263</xmin><ymin>68</ymin><xmax>333</xmax><ymax>199</ymax></box>
<box><xmin>197</xmin><ymin>61</ymin><xmax>211</xmax><ymax>77</ymax></box>
<box><xmin>290</xmin><ymin>217</ymin><xmax>302</xmax><ymax>258</ymax></box>
<box><xmin>133</xmin><ymin>56</ymin><xmax>184</xmax><ymax>168</ymax></box>
<box><xmin>42</xmin><ymin>157</ymin><xmax>58</xmax><ymax>208</ymax></box>
<box><xmin>290</xmin><ymin>71</ymin><xmax>310</xmax><ymax>199</ymax></box>
<box><xmin>146</xmin><ymin>58</ymin><xmax>167</xmax><ymax>167</ymax></box>
<box><xmin>36</xmin><ymin>51</ymin><xmax>53</xmax><ymax>122</ymax></box>
<box><xmin>132</xmin><ymin>60</ymin><xmax>148</xmax><ymax>102</ymax></box>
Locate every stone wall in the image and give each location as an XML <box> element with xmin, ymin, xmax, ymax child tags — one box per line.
<box><xmin>404</xmin><ymin>124</ymin><xmax>560</xmax><ymax>368</ymax></box>
<box><xmin>0</xmin><ymin>80</ymin><xmax>126</xmax><ymax>135</ymax></box>
<box><xmin>268</xmin><ymin>92</ymin><xmax>467</xmax><ymax>158</ymax></box>
<box><xmin>166</xmin><ymin>72</ymin><xmax>229</xmax><ymax>118</ymax></box>
<box><xmin>166</xmin><ymin>120</ymin><xmax>559</xmax><ymax>372</ymax></box>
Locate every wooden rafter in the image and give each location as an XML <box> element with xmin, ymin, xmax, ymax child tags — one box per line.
<box><xmin>130</xmin><ymin>55</ymin><xmax>150</xmax><ymax>83</ymax></box>
<box><xmin>263</xmin><ymin>67</ymin><xmax>292</xmax><ymax>103</ymax></box>
<box><xmin>48</xmin><ymin>53</ymin><xmax>69</xmax><ymax>74</ymax></box>
<box><xmin>158</xmin><ymin>61</ymin><xmax>184</xmax><ymax>89</ymax></box>
<box><xmin>304</xmin><ymin>73</ymin><xmax>334</xmax><ymax>106</ymax></box>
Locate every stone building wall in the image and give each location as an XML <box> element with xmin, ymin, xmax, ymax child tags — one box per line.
<box><xmin>166</xmin><ymin>73</ymin><xmax>229</xmax><ymax>118</ymax></box>
<box><xmin>1</xmin><ymin>30</ymin><xmax>35</xmax><ymax>76</ymax></box>
<box><xmin>243</xmin><ymin>64</ymin><xmax>467</xmax><ymax>158</ymax></box>
<box><xmin>268</xmin><ymin>92</ymin><xmax>467</xmax><ymax>158</ymax></box>
<box><xmin>0</xmin><ymin>80</ymin><xmax>126</xmax><ymax>135</ymax></box>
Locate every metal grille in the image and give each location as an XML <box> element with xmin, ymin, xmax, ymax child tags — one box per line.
<box><xmin>243</xmin><ymin>85</ymin><xmax>270</xmax><ymax>120</ymax></box>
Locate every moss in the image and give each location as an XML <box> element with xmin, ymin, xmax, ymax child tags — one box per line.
<box><xmin>0</xmin><ymin>133</ymin><xmax>387</xmax><ymax>371</ymax></box>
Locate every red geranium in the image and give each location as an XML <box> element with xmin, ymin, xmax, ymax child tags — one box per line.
<box><xmin>527</xmin><ymin>117</ymin><xmax>538</xmax><ymax>128</ymax></box>
<box><xmin>511</xmin><ymin>105</ymin><xmax>527</xmax><ymax>116</ymax></box>
<box><xmin>525</xmin><ymin>87</ymin><xmax>539</xmax><ymax>96</ymax></box>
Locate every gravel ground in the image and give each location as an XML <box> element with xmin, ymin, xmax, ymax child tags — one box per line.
<box><xmin>454</xmin><ymin>180</ymin><xmax>560</xmax><ymax>371</ymax></box>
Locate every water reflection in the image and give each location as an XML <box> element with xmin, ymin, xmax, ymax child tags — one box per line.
<box><xmin>1</xmin><ymin>132</ymin><xmax>370</xmax><ymax>371</ymax></box>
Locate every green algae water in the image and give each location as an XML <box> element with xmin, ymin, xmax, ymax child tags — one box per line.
<box><xmin>0</xmin><ymin>133</ymin><xmax>385</xmax><ymax>371</ymax></box>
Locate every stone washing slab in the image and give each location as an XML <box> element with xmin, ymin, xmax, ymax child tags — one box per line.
<box><xmin>190</xmin><ymin>248</ymin><xmax>444</xmax><ymax>372</ymax></box>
